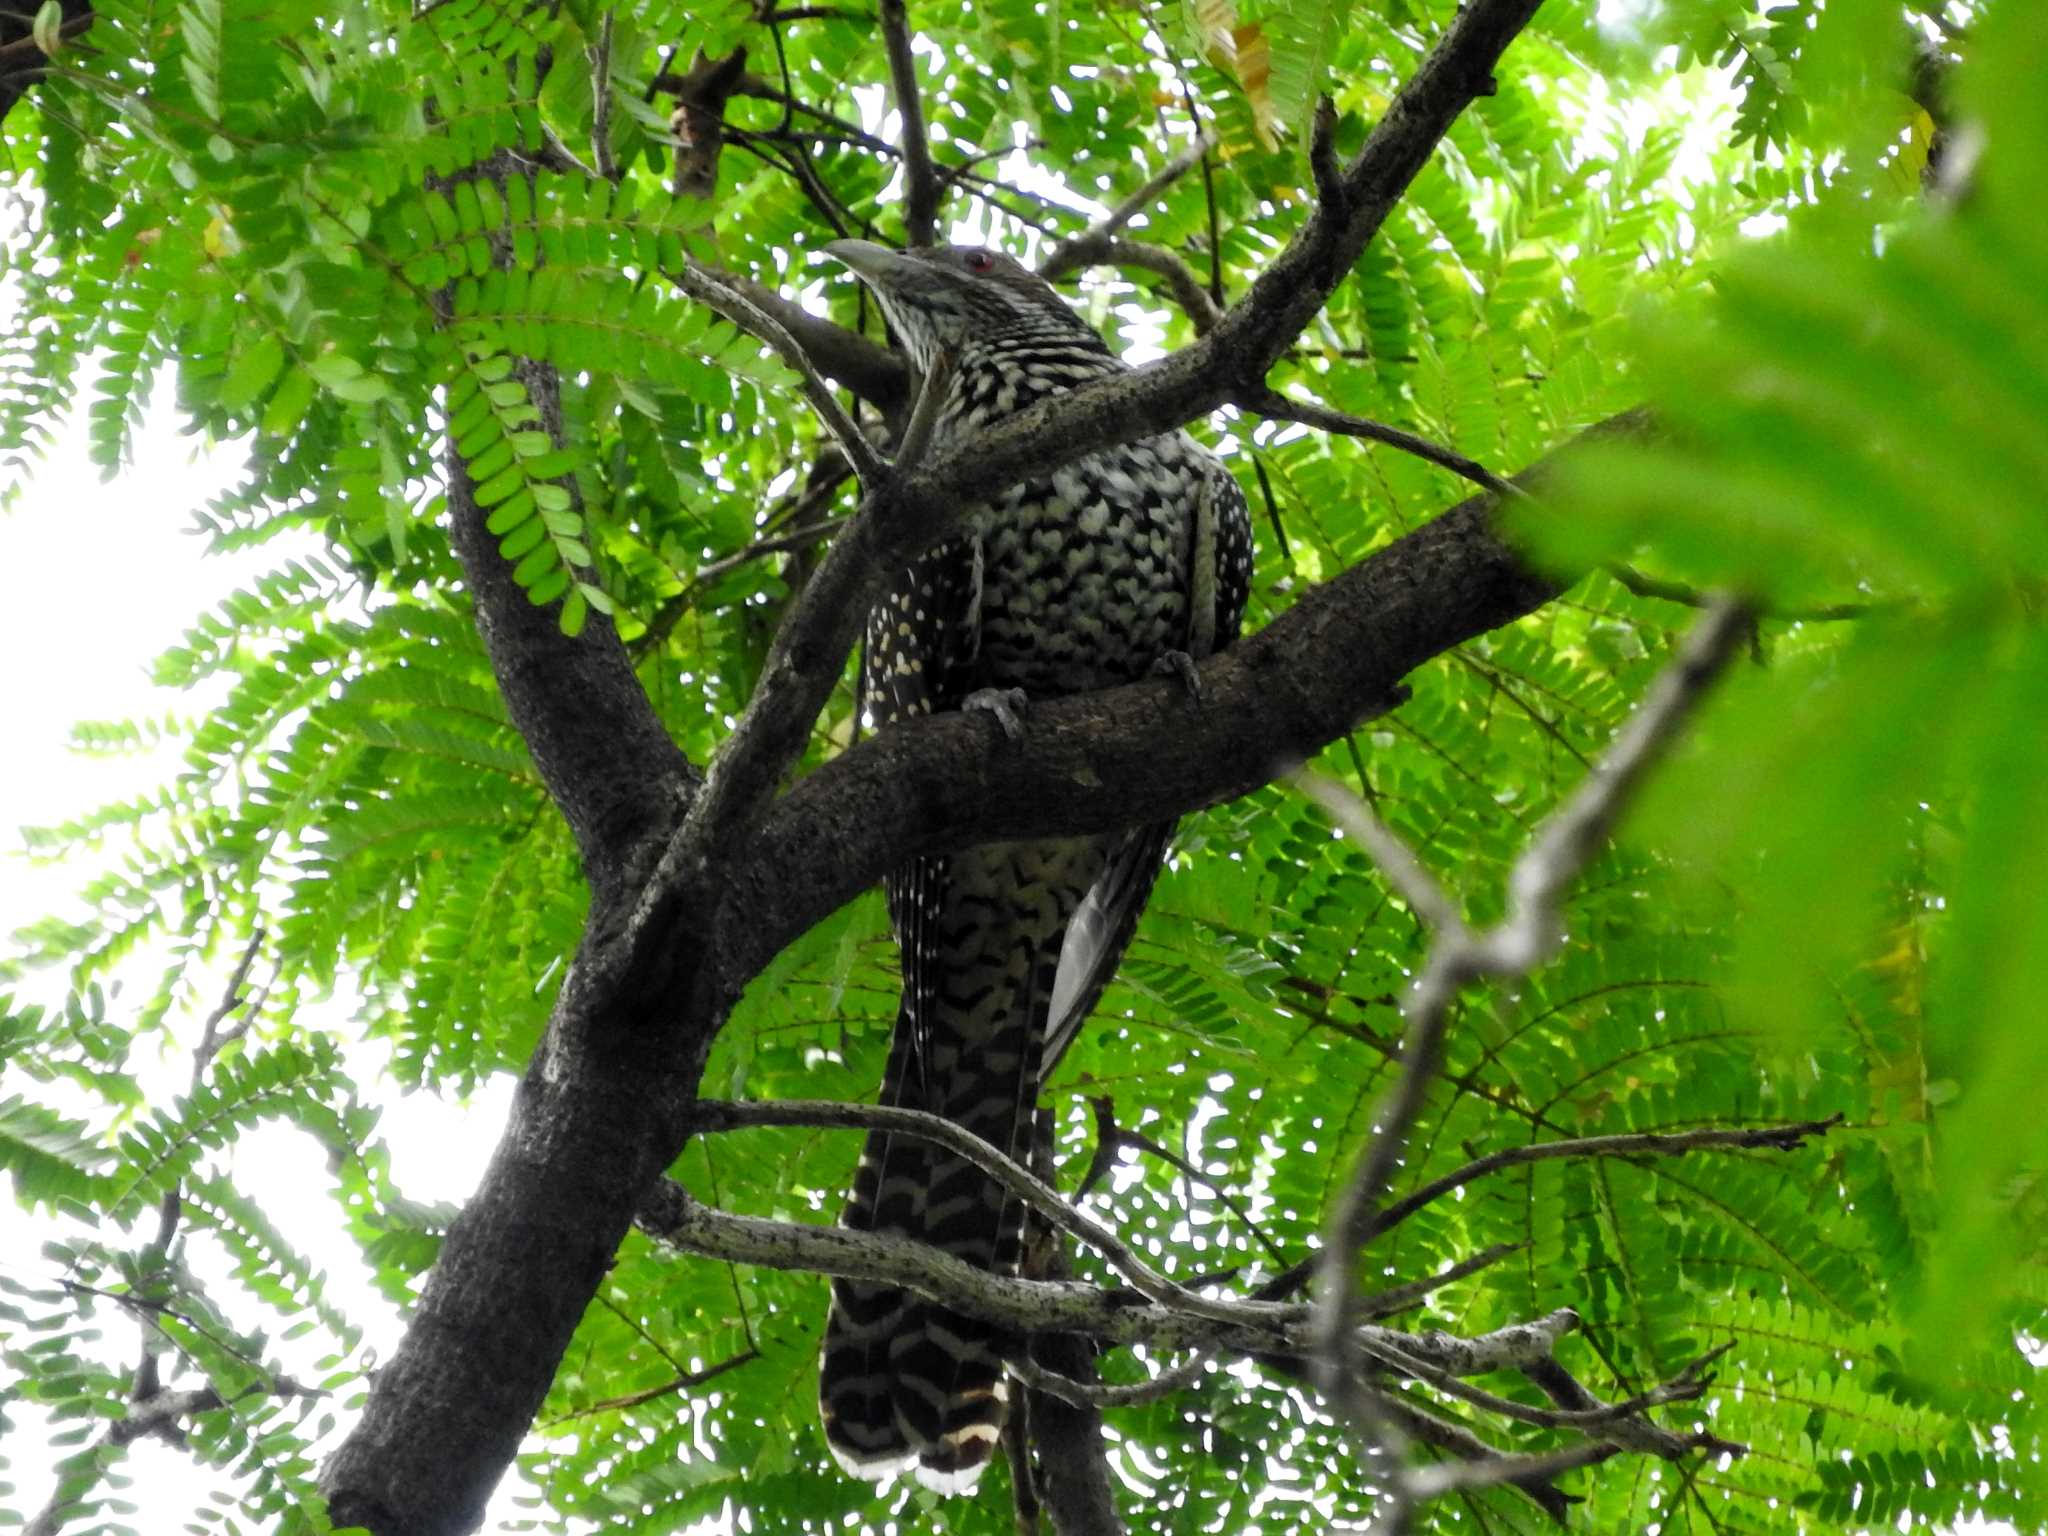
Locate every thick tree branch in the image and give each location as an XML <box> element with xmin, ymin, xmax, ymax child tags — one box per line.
<box><xmin>442</xmin><ymin>356</ymin><xmax>693</xmax><ymax>902</ymax></box>
<box><xmin>321</xmin><ymin>150</ymin><xmax>704</xmax><ymax>1536</ymax></box>
<box><xmin>716</xmin><ymin>412</ymin><xmax>1639</xmax><ymax>989</ymax></box>
<box><xmin>1024</xmin><ymin>1332</ymin><xmax>1127</xmax><ymax>1536</ymax></box>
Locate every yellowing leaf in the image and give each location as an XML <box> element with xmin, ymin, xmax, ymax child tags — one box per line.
<box><xmin>1233</xmin><ymin>23</ymin><xmax>1277</xmax><ymax>150</ymax></box>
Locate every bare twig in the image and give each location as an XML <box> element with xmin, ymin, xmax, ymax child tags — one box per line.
<box><xmin>1370</xmin><ymin>1389</ymin><xmax>1588</xmax><ymax>1523</ymax></box>
<box><xmin>1062</xmin><ymin>238</ymin><xmax>1223</xmax><ymax>333</ymax></box>
<box><xmin>1040</xmin><ymin>136</ymin><xmax>1210</xmax><ymax>278</ymax></box>
<box><xmin>1246</xmin><ymin>387</ymin><xmax>1521</xmax><ymax>502</ymax></box>
<box><xmin>759</xmin><ymin>4</ymin><xmax>870</xmax><ymax>18</ymax></box>
<box><xmin>191</xmin><ymin>926</ymin><xmax>268</xmax><ymax>1084</ymax></box>
<box><xmin>1255</xmin><ymin>1114</ymin><xmax>1841</xmax><ymax>1308</ymax></box>
<box><xmin>1008</xmin><ymin>1348</ymin><xmax>1211</xmax><ymax>1408</ymax></box>
<box><xmin>539</xmin><ymin>1347</ymin><xmax>759</xmax><ymax>1425</ymax></box>
<box><xmin>1358</xmin><ymin>1242</ymin><xmax>1523</xmax><ymax>1319</ymax></box>
<box><xmin>1402</xmin><ymin>1440</ymin><xmax>1618</xmax><ymax>1503</ymax></box>
<box><xmin>1084</xmin><ymin>1095</ymin><xmax>1288</xmax><ymax>1264</ymax></box>
<box><xmin>895</xmin><ymin>347</ymin><xmax>957</xmax><ymax>470</ymax></box>
<box><xmin>671</xmin><ymin>260</ymin><xmax>888</xmax><ymax>486</ymax></box>
<box><xmin>1607</xmin><ymin>562</ymin><xmax>1889</xmax><ymax>623</ymax></box>
<box><xmin>1309</xmin><ymin>597</ymin><xmax>1755</xmax><ymax>1531</ymax></box>
<box><xmin>691</xmin><ymin>1098</ymin><xmax>1273</xmax><ymax>1330</ymax></box>
<box><xmin>1367</xmin><ymin>1116</ymin><xmax>1843</xmax><ymax>1245</ymax></box>
<box><xmin>879</xmin><ymin>0</ymin><xmax>940</xmax><ymax>245</ymax></box>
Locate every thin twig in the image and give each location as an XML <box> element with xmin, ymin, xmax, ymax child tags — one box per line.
<box><xmin>691</xmin><ymin>1098</ymin><xmax>1276</xmax><ymax>1331</ymax></box>
<box><xmin>1607</xmin><ymin>562</ymin><xmax>1889</xmax><ymax>623</ymax></box>
<box><xmin>1403</xmin><ymin>1440</ymin><xmax>1619</xmax><ymax>1502</ymax></box>
<box><xmin>1062</xmin><ymin>238</ymin><xmax>1222</xmax><ymax>333</ymax></box>
<box><xmin>879</xmin><ymin>0</ymin><xmax>940</xmax><ymax>245</ymax></box>
<box><xmin>1040</xmin><ymin>135</ymin><xmax>1210</xmax><ymax>278</ymax></box>
<box><xmin>759</xmin><ymin>4</ymin><xmax>870</xmax><ymax>19</ymax></box>
<box><xmin>1084</xmin><ymin>1095</ymin><xmax>1288</xmax><ymax>1263</ymax></box>
<box><xmin>539</xmin><ymin>1347</ymin><xmax>759</xmax><ymax>1425</ymax></box>
<box><xmin>671</xmin><ymin>259</ymin><xmax>888</xmax><ymax>486</ymax></box>
<box><xmin>1008</xmin><ymin>1348</ymin><xmax>1211</xmax><ymax>1408</ymax></box>
<box><xmin>1368</xmin><ymin>1116</ymin><xmax>1842</xmax><ymax>1246</ymax></box>
<box><xmin>1245</xmin><ymin>387</ymin><xmax>1522</xmax><ymax>502</ymax></box>
<box><xmin>1358</xmin><ymin>1242</ymin><xmax>1523</xmax><ymax>1319</ymax></box>
<box><xmin>895</xmin><ymin>347</ymin><xmax>957</xmax><ymax>470</ymax></box>
<box><xmin>590</xmin><ymin>10</ymin><xmax>618</xmax><ymax>181</ymax></box>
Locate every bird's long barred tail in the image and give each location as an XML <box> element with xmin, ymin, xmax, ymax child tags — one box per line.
<box><xmin>820</xmin><ymin>841</ymin><xmax>1104</xmax><ymax>1489</ymax></box>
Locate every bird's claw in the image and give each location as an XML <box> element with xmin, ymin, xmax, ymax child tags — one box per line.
<box><xmin>1151</xmin><ymin>650</ymin><xmax>1203</xmax><ymax>703</ymax></box>
<box><xmin>963</xmin><ymin>687</ymin><xmax>1030</xmax><ymax>741</ymax></box>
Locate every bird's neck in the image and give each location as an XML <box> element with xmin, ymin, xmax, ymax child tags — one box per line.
<box><xmin>928</xmin><ymin>329</ymin><xmax>1124</xmax><ymax>438</ymax></box>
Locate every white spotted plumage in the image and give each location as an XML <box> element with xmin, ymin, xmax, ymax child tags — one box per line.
<box><xmin>818</xmin><ymin>241</ymin><xmax>1252</xmax><ymax>1491</ymax></box>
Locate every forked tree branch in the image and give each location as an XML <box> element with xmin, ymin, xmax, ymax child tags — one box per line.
<box><xmin>1305</xmin><ymin>597</ymin><xmax>1756</xmax><ymax>1534</ymax></box>
<box><xmin>693</xmin><ymin>1097</ymin><xmax>1261</xmax><ymax>1326</ymax></box>
<box><xmin>637</xmin><ymin>1182</ymin><xmax>1770</xmax><ymax>1464</ymax></box>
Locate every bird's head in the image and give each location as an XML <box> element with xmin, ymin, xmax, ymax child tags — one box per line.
<box><xmin>821</xmin><ymin>240</ymin><xmax>1101</xmax><ymax>373</ymax></box>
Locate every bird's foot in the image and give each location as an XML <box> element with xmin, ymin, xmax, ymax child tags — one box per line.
<box><xmin>963</xmin><ymin>687</ymin><xmax>1030</xmax><ymax>741</ymax></box>
<box><xmin>1151</xmin><ymin>650</ymin><xmax>1203</xmax><ymax>704</ymax></box>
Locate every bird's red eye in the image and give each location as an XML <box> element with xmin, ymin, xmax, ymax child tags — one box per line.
<box><xmin>965</xmin><ymin>249</ymin><xmax>996</xmax><ymax>273</ymax></box>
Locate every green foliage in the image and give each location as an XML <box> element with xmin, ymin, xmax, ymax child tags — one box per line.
<box><xmin>2</xmin><ymin>0</ymin><xmax>2041</xmax><ymax>1532</ymax></box>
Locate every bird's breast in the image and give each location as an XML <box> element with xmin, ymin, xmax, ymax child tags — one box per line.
<box><xmin>965</xmin><ymin>435</ymin><xmax>1202</xmax><ymax>698</ymax></box>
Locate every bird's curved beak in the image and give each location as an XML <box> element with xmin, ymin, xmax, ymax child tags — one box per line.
<box><xmin>821</xmin><ymin>238</ymin><xmax>924</xmax><ymax>291</ymax></box>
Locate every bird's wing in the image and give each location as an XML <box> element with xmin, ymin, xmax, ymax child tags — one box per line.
<box><xmin>1044</xmin><ymin>458</ymin><xmax>1255</xmax><ymax>1074</ymax></box>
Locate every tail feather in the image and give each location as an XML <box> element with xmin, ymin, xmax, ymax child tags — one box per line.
<box><xmin>820</xmin><ymin>840</ymin><xmax>1101</xmax><ymax>1490</ymax></box>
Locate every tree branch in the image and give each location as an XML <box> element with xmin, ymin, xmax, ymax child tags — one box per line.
<box><xmin>1008</xmin><ymin>1348</ymin><xmax>1211</xmax><ymax>1408</ymax></box>
<box><xmin>1307</xmin><ymin>596</ymin><xmax>1755</xmax><ymax>1533</ymax></box>
<box><xmin>692</xmin><ymin>1098</ymin><xmax>1297</xmax><ymax>1330</ymax></box>
<box><xmin>1039</xmin><ymin>137</ymin><xmax>1208</xmax><ymax>277</ymax></box>
<box><xmin>671</xmin><ymin>258</ymin><xmax>889</xmax><ymax>485</ymax></box>
<box><xmin>1063</xmin><ymin>238</ymin><xmax>1223</xmax><ymax>333</ymax></box>
<box><xmin>441</xmin><ymin>353</ymin><xmax>694</xmax><ymax>903</ymax></box>
<box><xmin>717</xmin><ymin>412</ymin><xmax>1639</xmax><ymax>990</ymax></box>
<box><xmin>667</xmin><ymin>260</ymin><xmax>908</xmax><ymax>414</ymax></box>
<box><xmin>879</xmin><ymin>0</ymin><xmax>940</xmax><ymax>245</ymax></box>
<box><xmin>1246</xmin><ymin>386</ymin><xmax>1520</xmax><ymax>501</ymax></box>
